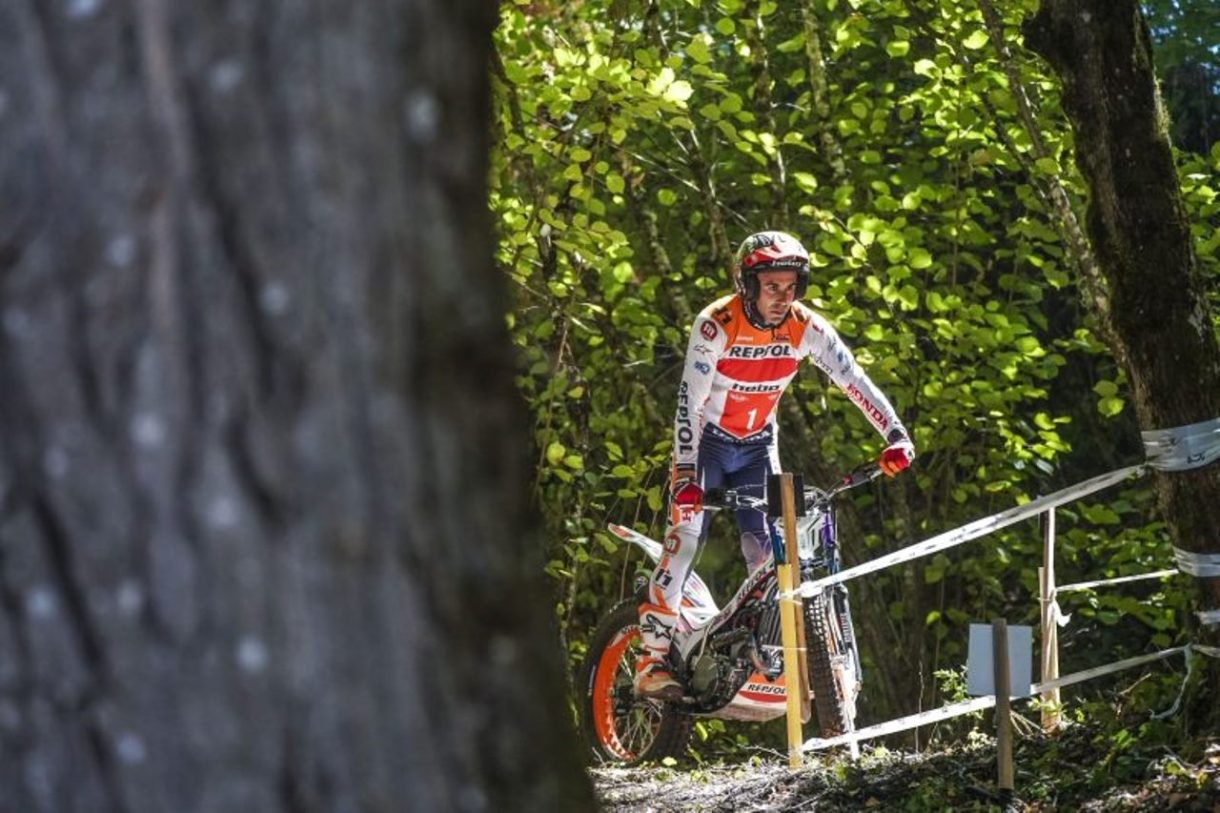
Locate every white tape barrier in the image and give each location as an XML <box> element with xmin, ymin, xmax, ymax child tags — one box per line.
<box><xmin>802</xmin><ymin>696</ymin><xmax>995</xmax><ymax>752</ymax></box>
<box><xmin>1143</xmin><ymin>417</ymin><xmax>1220</xmax><ymax>471</ymax></box>
<box><xmin>1056</xmin><ymin>569</ymin><xmax>1178</xmax><ymax>593</ymax></box>
<box><xmin>803</xmin><ymin>643</ymin><xmax>1217</xmax><ymax>753</ymax></box>
<box><xmin>1174</xmin><ymin>547</ymin><xmax>1220</xmax><ymax>578</ymax></box>
<box><xmin>1030</xmin><ymin>646</ymin><xmax>1189</xmax><ymax>694</ymax></box>
<box><xmin>1198</xmin><ymin>608</ymin><xmax>1220</xmax><ymax>627</ymax></box>
<box><xmin>796</xmin><ymin>464</ymin><xmax>1146</xmax><ymax>596</ymax></box>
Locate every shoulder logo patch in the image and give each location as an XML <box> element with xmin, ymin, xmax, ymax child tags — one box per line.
<box><xmin>701</xmin><ymin>321</ymin><xmax>718</xmax><ymax>340</ymax></box>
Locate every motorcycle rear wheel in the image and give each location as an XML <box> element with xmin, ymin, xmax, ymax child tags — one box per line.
<box><xmin>578</xmin><ymin>599</ymin><xmax>693</xmax><ymax>765</ymax></box>
<box><xmin>804</xmin><ymin>588</ymin><xmax>859</xmax><ymax>738</ymax></box>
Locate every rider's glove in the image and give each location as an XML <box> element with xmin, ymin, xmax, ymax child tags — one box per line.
<box><xmin>671</xmin><ymin>465</ymin><xmax>703</xmax><ymax>509</ymax></box>
<box><xmin>879</xmin><ymin>437</ymin><xmax>915</xmax><ymax>477</ymax></box>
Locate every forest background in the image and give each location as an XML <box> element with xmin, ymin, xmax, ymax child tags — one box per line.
<box><xmin>492</xmin><ymin>0</ymin><xmax>1220</xmax><ymax>756</ymax></box>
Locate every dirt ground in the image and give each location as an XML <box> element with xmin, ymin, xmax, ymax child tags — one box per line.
<box><xmin>591</xmin><ymin>726</ymin><xmax>1220</xmax><ymax>812</ymax></box>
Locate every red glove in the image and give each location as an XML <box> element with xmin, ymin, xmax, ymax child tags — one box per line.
<box><xmin>879</xmin><ymin>440</ymin><xmax>914</xmax><ymax>477</ymax></box>
<box><xmin>671</xmin><ymin>465</ymin><xmax>703</xmax><ymax>509</ymax></box>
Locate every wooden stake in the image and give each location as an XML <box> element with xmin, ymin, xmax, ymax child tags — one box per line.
<box><xmin>1040</xmin><ymin>508</ymin><xmax>1061</xmax><ymax>732</ymax></box>
<box><xmin>992</xmin><ymin>618</ymin><xmax>1015</xmax><ymax>795</ymax></box>
<box><xmin>776</xmin><ymin>473</ymin><xmax>804</xmax><ymax>769</ymax></box>
<box><xmin>780</xmin><ymin>473</ymin><xmax>812</xmax><ymax>725</ymax></box>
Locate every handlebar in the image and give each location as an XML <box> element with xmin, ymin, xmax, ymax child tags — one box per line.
<box><xmin>702</xmin><ymin>463</ymin><xmax>882</xmax><ymax>512</ymax></box>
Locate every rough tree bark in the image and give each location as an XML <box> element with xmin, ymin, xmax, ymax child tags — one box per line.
<box><xmin>0</xmin><ymin>2</ymin><xmax>594</xmax><ymax>811</ymax></box>
<box><xmin>1022</xmin><ymin>2</ymin><xmax>1220</xmax><ymax>647</ymax></box>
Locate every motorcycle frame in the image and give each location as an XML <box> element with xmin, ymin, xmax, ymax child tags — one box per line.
<box><xmin>607</xmin><ymin>498</ymin><xmax>842</xmax><ymax>722</ymax></box>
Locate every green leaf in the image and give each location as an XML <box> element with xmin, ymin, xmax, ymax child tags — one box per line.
<box><xmin>611</xmin><ymin>464</ymin><xmax>635</xmax><ymax>478</ymax></box>
<box><xmin>646</xmin><ymin>486</ymin><xmax>663</xmax><ymax>512</ymax></box>
<box><xmin>546</xmin><ymin>442</ymin><xmax>566</xmax><ymax>466</ymax></box>
<box><xmin>687</xmin><ymin>37</ymin><xmax>711</xmax><ymax>64</ymax></box>
<box><xmin>885</xmin><ymin>40</ymin><xmax>910</xmax><ymax>58</ymax></box>
<box><xmin>1098</xmin><ymin>395</ymin><xmax>1125</xmax><ymax>417</ymax></box>
<box><xmin>963</xmin><ymin>30</ymin><xmax>989</xmax><ymax>50</ymax></box>
<box><xmin>605</xmin><ymin>441</ymin><xmax>624</xmax><ymax>461</ymax></box>
<box><xmin>1034</xmin><ymin>157</ymin><xmax>1059</xmax><ymax>175</ymax></box>
<box><xmin>1093</xmin><ymin>379</ymin><xmax>1118</xmax><ymax>397</ymax></box>
<box><xmin>909</xmin><ymin>249</ymin><xmax>933</xmax><ymax>269</ymax></box>
<box><xmin>776</xmin><ymin>33</ymin><xmax>805</xmax><ymax>53</ymax></box>
<box><xmin>792</xmin><ymin>172</ymin><xmax>818</xmax><ymax>193</ymax></box>
<box><xmin>715</xmin><ymin>17</ymin><xmax>735</xmax><ymax>35</ymax></box>
<box><xmin>504</xmin><ymin>62</ymin><xmax>529</xmax><ymax>84</ymax></box>
<box><xmin>719</xmin><ymin>93</ymin><xmax>743</xmax><ymax>114</ymax></box>
<box><xmin>666</xmin><ymin>80</ymin><xmax>695</xmax><ymax>103</ymax></box>
<box><xmin>657</xmin><ymin>188</ymin><xmax>678</xmax><ymax>206</ymax></box>
<box><xmin>606</xmin><ymin>173</ymin><xmax>625</xmax><ymax>194</ymax></box>
<box><xmin>563</xmin><ymin>454</ymin><xmax>584</xmax><ymax>470</ymax></box>
<box><xmin>913</xmin><ymin>58</ymin><xmax>938</xmax><ymax>77</ymax></box>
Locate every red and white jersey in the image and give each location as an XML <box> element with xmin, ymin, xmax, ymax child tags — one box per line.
<box><xmin>673</xmin><ymin>294</ymin><xmax>906</xmax><ymax>467</ymax></box>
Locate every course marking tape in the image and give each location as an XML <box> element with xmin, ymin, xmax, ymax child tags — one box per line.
<box><xmin>802</xmin><ymin>644</ymin><xmax>1193</xmax><ymax>752</ymax></box>
<box><xmin>795</xmin><ymin>464</ymin><xmax>1146</xmax><ymax>596</ymax></box>
<box><xmin>802</xmin><ymin>696</ymin><xmax>995</xmax><ymax>752</ymax></box>
<box><xmin>1057</xmin><ymin>569</ymin><xmax>1178</xmax><ymax>593</ymax></box>
<box><xmin>1197</xmin><ymin>608</ymin><xmax>1220</xmax><ymax>627</ymax></box>
<box><xmin>1030</xmin><ymin>646</ymin><xmax>1189</xmax><ymax>693</ymax></box>
<box><xmin>1143</xmin><ymin>417</ymin><xmax>1220</xmax><ymax>471</ymax></box>
<box><xmin>1174</xmin><ymin>547</ymin><xmax>1220</xmax><ymax>578</ymax></box>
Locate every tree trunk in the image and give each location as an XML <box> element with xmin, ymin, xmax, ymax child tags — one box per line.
<box><xmin>0</xmin><ymin>2</ymin><xmax>594</xmax><ymax>811</ymax></box>
<box><xmin>1023</xmin><ymin>2</ymin><xmax>1220</xmax><ymax>647</ymax></box>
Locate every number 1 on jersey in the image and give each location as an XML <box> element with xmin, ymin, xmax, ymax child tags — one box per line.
<box><xmin>745</xmin><ymin>408</ymin><xmax>757</xmax><ymax>430</ymax></box>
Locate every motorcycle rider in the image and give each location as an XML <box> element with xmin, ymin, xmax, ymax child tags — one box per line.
<box><xmin>635</xmin><ymin>230</ymin><xmax>915</xmax><ymax>700</ymax></box>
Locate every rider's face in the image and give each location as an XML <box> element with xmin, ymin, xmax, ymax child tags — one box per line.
<box><xmin>755</xmin><ymin>270</ymin><xmax>798</xmax><ymax>325</ymax></box>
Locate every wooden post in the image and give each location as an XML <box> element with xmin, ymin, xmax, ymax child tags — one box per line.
<box><xmin>780</xmin><ymin>474</ymin><xmax>812</xmax><ymax>725</ymax></box>
<box><xmin>992</xmin><ymin>618</ymin><xmax>1015</xmax><ymax>796</ymax></box>
<box><xmin>1039</xmin><ymin>508</ymin><xmax>1061</xmax><ymax>731</ymax></box>
<box><xmin>775</xmin><ymin>473</ymin><xmax>805</xmax><ymax>769</ymax></box>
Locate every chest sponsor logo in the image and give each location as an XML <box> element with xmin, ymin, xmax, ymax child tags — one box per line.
<box><xmin>732</xmin><ymin>382</ymin><xmax>782</xmax><ymax>394</ymax></box>
<box><xmin>727</xmin><ymin>345</ymin><xmax>794</xmax><ymax>359</ymax></box>
<box><xmin>701</xmin><ymin>321</ymin><xmax>718</xmax><ymax>340</ymax></box>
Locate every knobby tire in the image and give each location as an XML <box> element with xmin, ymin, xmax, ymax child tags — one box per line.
<box><xmin>578</xmin><ymin>599</ymin><xmax>693</xmax><ymax>765</ymax></box>
<box><xmin>804</xmin><ymin>589</ymin><xmax>857</xmax><ymax>738</ymax></box>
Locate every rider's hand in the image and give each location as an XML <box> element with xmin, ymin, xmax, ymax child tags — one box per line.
<box><xmin>671</xmin><ymin>465</ymin><xmax>703</xmax><ymax>509</ymax></box>
<box><xmin>879</xmin><ymin>440</ymin><xmax>914</xmax><ymax>477</ymax></box>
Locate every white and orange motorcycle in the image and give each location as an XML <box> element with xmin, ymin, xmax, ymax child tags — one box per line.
<box><xmin>578</xmin><ymin>465</ymin><xmax>879</xmax><ymax>764</ymax></box>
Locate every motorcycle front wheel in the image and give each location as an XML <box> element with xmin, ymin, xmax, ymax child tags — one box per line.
<box><xmin>804</xmin><ymin>587</ymin><xmax>860</xmax><ymax>738</ymax></box>
<box><xmin>578</xmin><ymin>599</ymin><xmax>693</xmax><ymax>765</ymax></box>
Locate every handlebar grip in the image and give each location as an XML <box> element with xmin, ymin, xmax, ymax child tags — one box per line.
<box><xmin>844</xmin><ymin>463</ymin><xmax>883</xmax><ymax>487</ymax></box>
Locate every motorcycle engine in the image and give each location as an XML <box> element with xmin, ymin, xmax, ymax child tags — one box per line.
<box><xmin>687</xmin><ymin>637</ymin><xmax>752</xmax><ymax>709</ymax></box>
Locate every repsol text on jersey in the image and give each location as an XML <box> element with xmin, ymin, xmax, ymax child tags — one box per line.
<box><xmin>676</xmin><ymin>380</ymin><xmax>695</xmax><ymax>454</ymax></box>
<box><xmin>726</xmin><ymin>345</ymin><xmax>794</xmax><ymax>359</ymax></box>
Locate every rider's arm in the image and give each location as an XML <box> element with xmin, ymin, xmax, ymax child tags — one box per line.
<box><xmin>672</xmin><ymin>312</ymin><xmax>727</xmax><ymax>471</ymax></box>
<box><xmin>801</xmin><ymin>310</ymin><xmax>914</xmax><ymax>464</ymax></box>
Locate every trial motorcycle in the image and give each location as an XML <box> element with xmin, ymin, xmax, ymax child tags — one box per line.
<box><xmin>578</xmin><ymin>466</ymin><xmax>879</xmax><ymax>764</ymax></box>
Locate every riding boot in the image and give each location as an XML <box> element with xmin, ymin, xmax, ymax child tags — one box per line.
<box><xmin>634</xmin><ymin>602</ymin><xmax>682</xmax><ymax>700</ymax></box>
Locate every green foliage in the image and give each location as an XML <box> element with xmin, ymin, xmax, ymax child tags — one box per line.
<box><xmin>493</xmin><ymin>0</ymin><xmax>1219</xmax><ymax>756</ymax></box>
